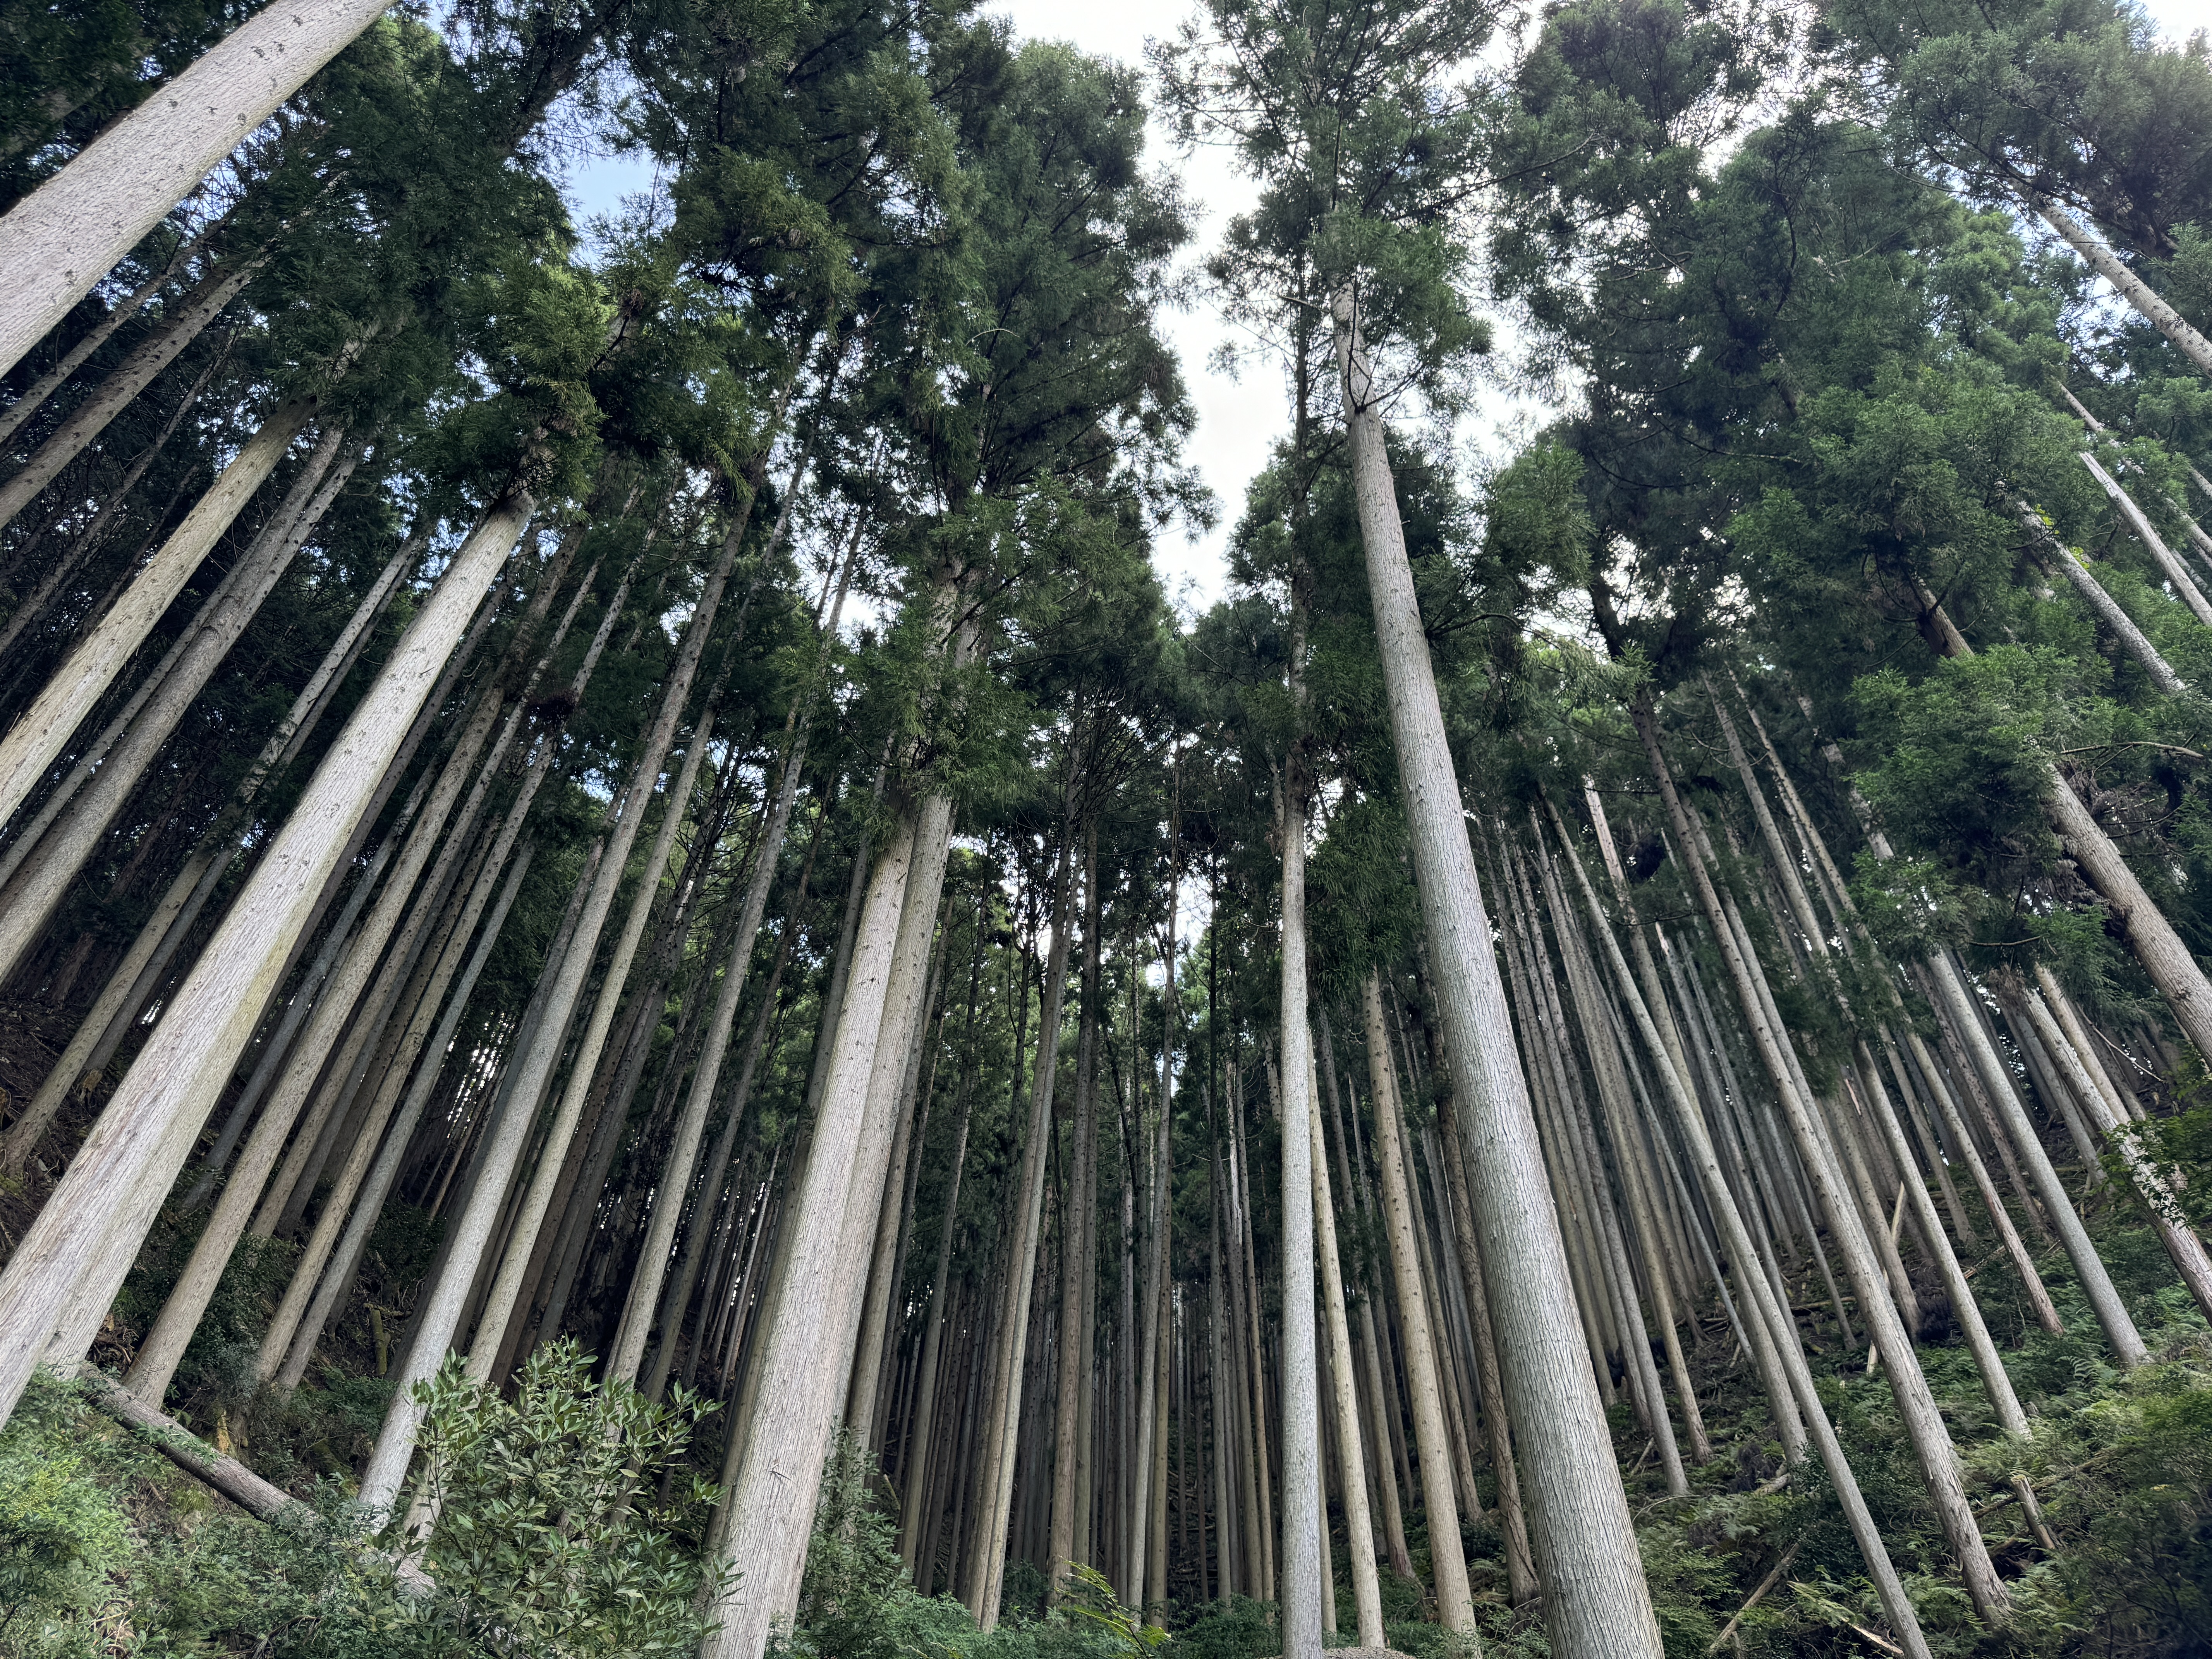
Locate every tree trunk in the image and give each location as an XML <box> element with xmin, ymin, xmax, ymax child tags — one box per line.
<box><xmin>605</xmin><ymin>739</ymin><xmax>809</xmax><ymax>1386</ymax></box>
<box><xmin>1547</xmin><ymin>805</ymin><xmax>1936</xmax><ymax>1659</ymax></box>
<box><xmin>1276</xmin><ymin>773</ymin><xmax>1323</xmax><ymax>1659</ymax></box>
<box><xmin>1047</xmin><ymin>822</ymin><xmax>1103</xmax><ymax>1603</ymax></box>
<box><xmin>899</xmin><ymin>1003</ymin><xmax>981</xmax><ymax>1575</ymax></box>
<box><xmin>268</xmin><ymin>842</ymin><xmax>535</xmax><ymax>1388</ymax></box>
<box><xmin>124</xmin><ymin>670</ymin><xmax>506</xmax><ymax>1403</ymax></box>
<box><xmin>701</xmin><ymin>799</ymin><xmax>922</xmax><ymax>1659</ymax></box>
<box><xmin>2021</xmin><ymin>981</ymin><xmax>2212</xmax><ymax>1322</ymax></box>
<box><xmin>0</xmin><ymin>485</ymin><xmax>530</xmax><ymax>1428</ymax></box>
<box><xmin>1319</xmin><ymin>1027</ymin><xmax>1416</xmax><ymax>1583</ymax></box>
<box><xmin>1308</xmin><ymin>1080</ymin><xmax>1383</xmax><ymax>1645</ymax></box>
<box><xmin>359</xmin><ymin>520</ymin><xmax>739</xmax><ymax>1513</ymax></box>
<box><xmin>0</xmin><ymin>258</ymin><xmax>254</xmax><ymax>534</ymax></box>
<box><xmin>0</xmin><ymin>392</ymin><xmax>319</xmax><ymax>830</ymax></box>
<box><xmin>0</xmin><ymin>223</ymin><xmax>211</xmax><ymax>449</ymax></box>
<box><xmin>1333</xmin><ymin>289</ymin><xmax>1658</xmax><ymax>1658</ymax></box>
<box><xmin>2025</xmin><ymin>190</ymin><xmax>2212</xmax><ymax>380</ymax></box>
<box><xmin>1629</xmin><ymin>695</ymin><xmax>2010</xmax><ymax>1625</ymax></box>
<box><xmin>643</xmin><ymin>804</ymin><xmax>829</xmax><ymax>1401</ymax></box>
<box><xmin>0</xmin><ymin>522</ymin><xmax>408</xmax><ymax>1169</ymax></box>
<box><xmin>0</xmin><ymin>426</ymin><xmax>358</xmax><ymax>981</ymax></box>
<box><xmin>0</xmin><ymin>0</ymin><xmax>392</xmax><ymax>379</ymax></box>
<box><xmin>973</xmin><ymin>812</ymin><xmax>1078</xmax><ymax>1629</ymax></box>
<box><xmin>1358</xmin><ymin>970</ymin><xmax>1473</xmax><ymax>1632</ymax></box>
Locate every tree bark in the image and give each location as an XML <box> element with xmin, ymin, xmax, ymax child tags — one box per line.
<box><xmin>0</xmin><ymin>258</ymin><xmax>254</xmax><ymax>535</ymax></box>
<box><xmin>0</xmin><ymin>427</ymin><xmax>358</xmax><ymax>981</ymax></box>
<box><xmin>1308</xmin><ymin>1080</ymin><xmax>1383</xmax><ymax>1645</ymax></box>
<box><xmin>1630</xmin><ymin>695</ymin><xmax>2009</xmax><ymax>1625</ymax></box>
<box><xmin>1047</xmin><ymin>822</ymin><xmax>1103</xmax><ymax>1602</ymax></box>
<box><xmin>1333</xmin><ymin>289</ymin><xmax>1657</xmax><ymax>1657</ymax></box>
<box><xmin>268</xmin><ymin>842</ymin><xmax>535</xmax><ymax>1388</ymax></box>
<box><xmin>701</xmin><ymin>804</ymin><xmax>919</xmax><ymax>1658</ymax></box>
<box><xmin>973</xmin><ymin>812</ymin><xmax>1078</xmax><ymax>1628</ymax></box>
<box><xmin>1547</xmin><ymin>814</ymin><xmax>1936</xmax><ymax>1659</ymax></box>
<box><xmin>1276</xmin><ymin>773</ymin><xmax>1323</xmax><ymax>1659</ymax></box>
<box><xmin>0</xmin><ymin>222</ymin><xmax>211</xmax><ymax>450</ymax></box>
<box><xmin>0</xmin><ymin>391</ymin><xmax>318</xmax><ymax>831</ymax></box>
<box><xmin>124</xmin><ymin>667</ymin><xmax>505</xmax><ymax>1403</ymax></box>
<box><xmin>0</xmin><ymin>0</ymin><xmax>391</xmax><ymax>379</ymax></box>
<box><xmin>2026</xmin><ymin>191</ymin><xmax>2212</xmax><ymax>380</ymax></box>
<box><xmin>1358</xmin><ymin>971</ymin><xmax>1473</xmax><ymax>1632</ymax></box>
<box><xmin>0</xmin><ymin>485</ymin><xmax>530</xmax><ymax>1429</ymax></box>
<box><xmin>359</xmin><ymin>517</ymin><xmax>739</xmax><ymax>1513</ymax></box>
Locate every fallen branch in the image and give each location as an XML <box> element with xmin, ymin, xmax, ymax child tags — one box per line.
<box><xmin>72</xmin><ymin>1363</ymin><xmax>433</xmax><ymax>1594</ymax></box>
<box><xmin>1847</xmin><ymin>1619</ymin><xmax>1905</xmax><ymax>1656</ymax></box>
<box><xmin>1709</xmin><ymin>1540</ymin><xmax>1799</xmax><ymax>1652</ymax></box>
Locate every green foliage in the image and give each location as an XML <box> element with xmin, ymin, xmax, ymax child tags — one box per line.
<box><xmin>399</xmin><ymin>1340</ymin><xmax>727</xmax><ymax>1659</ymax></box>
<box><xmin>1156</xmin><ymin>1597</ymin><xmax>1275</xmax><ymax>1659</ymax></box>
<box><xmin>1062</xmin><ymin>1564</ymin><xmax>1166</xmax><ymax>1657</ymax></box>
<box><xmin>0</xmin><ymin>1410</ymin><xmax>128</xmax><ymax>1643</ymax></box>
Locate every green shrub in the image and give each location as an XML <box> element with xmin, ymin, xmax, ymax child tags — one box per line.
<box><xmin>397</xmin><ymin>1339</ymin><xmax>728</xmax><ymax>1659</ymax></box>
<box><xmin>0</xmin><ymin>1421</ymin><xmax>127</xmax><ymax>1647</ymax></box>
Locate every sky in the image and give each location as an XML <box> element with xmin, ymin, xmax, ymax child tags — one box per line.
<box><xmin>558</xmin><ymin>0</ymin><xmax>2212</xmax><ymax>614</ymax></box>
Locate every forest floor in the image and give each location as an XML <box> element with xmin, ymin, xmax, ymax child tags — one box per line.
<box><xmin>0</xmin><ymin>1134</ymin><xmax>2200</xmax><ymax>1656</ymax></box>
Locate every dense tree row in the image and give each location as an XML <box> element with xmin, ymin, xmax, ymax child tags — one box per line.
<box><xmin>0</xmin><ymin>0</ymin><xmax>2208</xmax><ymax>1655</ymax></box>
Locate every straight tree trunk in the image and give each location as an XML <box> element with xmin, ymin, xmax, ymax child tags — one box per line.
<box><xmin>1358</xmin><ymin>971</ymin><xmax>1473</xmax><ymax>1632</ymax></box>
<box><xmin>701</xmin><ymin>787</ymin><xmax>923</xmax><ymax>1656</ymax></box>
<box><xmin>1548</xmin><ymin>809</ymin><xmax>1937</xmax><ymax>1659</ymax></box>
<box><xmin>1307</xmin><ymin>1080</ymin><xmax>1383</xmax><ymax>1646</ymax></box>
<box><xmin>0</xmin><ymin>223</ymin><xmax>211</xmax><ymax>449</ymax></box>
<box><xmin>1276</xmin><ymin>771</ymin><xmax>1323</xmax><ymax>1659</ymax></box>
<box><xmin>269</xmin><ymin>843</ymin><xmax>536</xmax><ymax>1387</ymax></box>
<box><xmin>0</xmin><ymin>392</ymin><xmax>319</xmax><ymax>830</ymax></box>
<box><xmin>0</xmin><ymin>333</ymin><xmax>230</xmax><ymax>665</ymax></box>
<box><xmin>973</xmin><ymin>811</ymin><xmax>1078</xmax><ymax>1629</ymax></box>
<box><xmin>1333</xmin><ymin>289</ymin><xmax>1659</xmax><ymax>1659</ymax></box>
<box><xmin>0</xmin><ymin>428</ymin><xmax>359</xmax><ymax>981</ymax></box>
<box><xmin>643</xmin><ymin>814</ymin><xmax>828</xmax><ymax>1401</ymax></box>
<box><xmin>1630</xmin><ymin>694</ymin><xmax>2010</xmax><ymax>1625</ymax></box>
<box><xmin>899</xmin><ymin>1021</ymin><xmax>980</xmax><ymax>1574</ymax></box>
<box><xmin>124</xmin><ymin>671</ymin><xmax>507</xmax><ymax>1403</ymax></box>
<box><xmin>0</xmin><ymin>485</ymin><xmax>531</xmax><ymax>1428</ymax></box>
<box><xmin>0</xmin><ymin>0</ymin><xmax>394</xmax><ymax>379</ymax></box>
<box><xmin>359</xmin><ymin>513</ymin><xmax>743</xmax><ymax>1513</ymax></box>
<box><xmin>0</xmin><ymin>524</ymin><xmax>408</xmax><ymax>1170</ymax></box>
<box><xmin>1047</xmin><ymin>822</ymin><xmax>1103</xmax><ymax>1603</ymax></box>
<box><xmin>2025</xmin><ymin>191</ymin><xmax>2212</xmax><ymax>380</ymax></box>
<box><xmin>606</xmin><ymin>734</ymin><xmax>811</xmax><ymax>1386</ymax></box>
<box><xmin>0</xmin><ymin>257</ymin><xmax>254</xmax><ymax>534</ymax></box>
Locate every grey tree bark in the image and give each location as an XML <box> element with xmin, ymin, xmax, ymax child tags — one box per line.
<box><xmin>123</xmin><ymin>661</ymin><xmax>506</xmax><ymax>1403</ymax></box>
<box><xmin>1548</xmin><ymin>809</ymin><xmax>1936</xmax><ymax>1659</ymax></box>
<box><xmin>0</xmin><ymin>258</ymin><xmax>255</xmax><ymax>534</ymax></box>
<box><xmin>0</xmin><ymin>392</ymin><xmax>318</xmax><ymax>830</ymax></box>
<box><xmin>1276</xmin><ymin>774</ymin><xmax>1323</xmax><ymax>1659</ymax></box>
<box><xmin>0</xmin><ymin>485</ymin><xmax>530</xmax><ymax>1430</ymax></box>
<box><xmin>0</xmin><ymin>427</ymin><xmax>359</xmax><ymax>980</ymax></box>
<box><xmin>1630</xmin><ymin>697</ymin><xmax>2008</xmax><ymax>1625</ymax></box>
<box><xmin>972</xmin><ymin>812</ymin><xmax>1077</xmax><ymax>1628</ymax></box>
<box><xmin>0</xmin><ymin>0</ymin><xmax>393</xmax><ymax>379</ymax></box>
<box><xmin>2026</xmin><ymin>191</ymin><xmax>2212</xmax><ymax>379</ymax></box>
<box><xmin>1333</xmin><ymin>289</ymin><xmax>1658</xmax><ymax>1658</ymax></box>
<box><xmin>267</xmin><ymin>842</ymin><xmax>535</xmax><ymax>1388</ymax></box>
<box><xmin>1359</xmin><ymin>971</ymin><xmax>1474</xmax><ymax>1633</ymax></box>
<box><xmin>0</xmin><ymin>223</ymin><xmax>211</xmax><ymax>449</ymax></box>
<box><xmin>1045</xmin><ymin>824</ymin><xmax>1103</xmax><ymax>1604</ymax></box>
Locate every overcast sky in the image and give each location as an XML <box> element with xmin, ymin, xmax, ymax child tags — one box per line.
<box><xmin>560</xmin><ymin>0</ymin><xmax>2212</xmax><ymax>613</ymax></box>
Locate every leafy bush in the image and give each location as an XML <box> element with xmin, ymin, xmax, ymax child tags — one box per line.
<box><xmin>0</xmin><ymin>1400</ymin><xmax>127</xmax><ymax>1648</ymax></box>
<box><xmin>398</xmin><ymin>1339</ymin><xmax>729</xmax><ymax>1659</ymax></box>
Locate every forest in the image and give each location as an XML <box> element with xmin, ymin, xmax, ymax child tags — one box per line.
<box><xmin>0</xmin><ymin>0</ymin><xmax>2208</xmax><ymax>1653</ymax></box>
